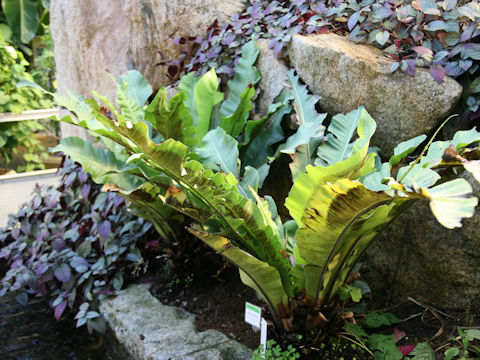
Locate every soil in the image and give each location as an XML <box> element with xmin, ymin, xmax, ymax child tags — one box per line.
<box><xmin>150</xmin><ymin>257</ymin><xmax>480</xmax><ymax>359</ymax></box>
<box><xmin>151</xmin><ymin>266</ymin><xmax>260</xmax><ymax>350</ymax></box>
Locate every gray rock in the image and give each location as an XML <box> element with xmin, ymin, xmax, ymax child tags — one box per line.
<box><xmin>255</xmin><ymin>39</ymin><xmax>289</xmax><ymax>116</ymax></box>
<box><xmin>99</xmin><ymin>284</ymin><xmax>253</xmax><ymax>360</ymax></box>
<box><xmin>288</xmin><ymin>33</ymin><xmax>463</xmax><ymax>157</ymax></box>
<box><xmin>363</xmin><ymin>173</ymin><xmax>480</xmax><ymax>309</ymax></box>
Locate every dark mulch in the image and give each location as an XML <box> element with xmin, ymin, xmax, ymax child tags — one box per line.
<box><xmin>151</xmin><ymin>263</ymin><xmax>480</xmax><ymax>359</ymax></box>
<box><xmin>151</xmin><ymin>266</ymin><xmax>260</xmax><ymax>350</ymax></box>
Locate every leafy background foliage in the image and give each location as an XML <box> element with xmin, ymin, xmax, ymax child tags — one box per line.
<box><xmin>0</xmin><ymin>158</ymin><xmax>161</xmax><ymax>332</ymax></box>
<box><xmin>0</xmin><ymin>0</ymin><xmax>55</xmax><ymax>172</ymax></box>
<box><xmin>0</xmin><ymin>31</ymin><xmax>52</xmax><ymax>171</ymax></box>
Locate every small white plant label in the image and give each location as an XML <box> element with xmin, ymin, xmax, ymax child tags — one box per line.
<box><xmin>260</xmin><ymin>317</ymin><xmax>267</xmax><ymax>347</ymax></box>
<box><xmin>244</xmin><ymin>302</ymin><xmax>261</xmax><ymax>327</ymax></box>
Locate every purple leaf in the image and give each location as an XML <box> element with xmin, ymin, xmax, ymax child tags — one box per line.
<box><xmin>445</xmin><ymin>62</ymin><xmax>464</xmax><ymax>77</ymax></box>
<box><xmin>273</xmin><ymin>41</ymin><xmax>283</xmax><ymax>56</ymax></box>
<box><xmin>411</xmin><ymin>30</ymin><xmax>424</xmax><ymax>43</ymax></box>
<box><xmin>460</xmin><ymin>23</ymin><xmax>476</xmax><ymax>42</ymax></box>
<box><xmin>98</xmin><ymin>221</ymin><xmax>111</xmax><ymax>238</ymax></box>
<box><xmin>443</xmin><ymin>0</ymin><xmax>457</xmax><ymax>11</ymax></box>
<box><xmin>412</xmin><ymin>46</ymin><xmax>432</xmax><ymax>56</ymax></box>
<box><xmin>48</xmin><ymin>192</ymin><xmax>60</xmax><ymax>208</ymax></box>
<box><xmin>113</xmin><ymin>196</ymin><xmax>124</xmax><ymax>208</ymax></box>
<box><xmin>82</xmin><ymin>184</ymin><xmax>91</xmax><ymax>200</ymax></box>
<box><xmin>39</xmin><ymin>272</ymin><xmax>53</xmax><ymax>284</ymax></box>
<box><xmin>36</xmin><ymin>231</ymin><xmax>47</xmax><ymax>243</ymax></box>
<box><xmin>0</xmin><ymin>248</ymin><xmax>10</xmax><ymax>258</ymax></box>
<box><xmin>77</xmin><ymin>170</ymin><xmax>88</xmax><ymax>182</ymax></box>
<box><xmin>406</xmin><ymin>59</ymin><xmax>416</xmax><ymax>76</ymax></box>
<box><xmin>313</xmin><ymin>3</ymin><xmax>326</xmax><ymax>13</ymax></box>
<box><xmin>52</xmin><ymin>237</ymin><xmax>66</xmax><ymax>251</ymax></box>
<box><xmin>35</xmin><ymin>262</ymin><xmax>48</xmax><ymax>276</ymax></box>
<box><xmin>348</xmin><ymin>12</ymin><xmax>360</xmax><ymax>31</ymax></box>
<box><xmin>65</xmin><ymin>172</ymin><xmax>77</xmax><ymax>187</ymax></box>
<box><xmin>54</xmin><ymin>263</ymin><xmax>71</xmax><ymax>283</ymax></box>
<box><xmin>459</xmin><ymin>60</ymin><xmax>472</xmax><ymax>71</ymax></box>
<box><xmin>398</xmin><ymin>345</ymin><xmax>416</xmax><ymax>356</ymax></box>
<box><xmin>221</xmin><ymin>33</ymin><xmax>236</xmax><ymax>46</ymax></box>
<box><xmin>54</xmin><ymin>301</ymin><xmax>67</xmax><ymax>320</ymax></box>
<box><xmin>264</xmin><ymin>4</ymin><xmax>275</xmax><ymax>15</ymax></box>
<box><xmin>32</xmin><ymin>196</ymin><xmax>41</xmax><ymax>210</ymax></box>
<box><xmin>11</xmin><ymin>228</ymin><xmax>20</xmax><ymax>240</ymax></box>
<box><xmin>463</xmin><ymin>43</ymin><xmax>480</xmax><ymax>60</ymax></box>
<box><xmin>207</xmin><ymin>47</ymin><xmax>217</xmax><ymax>58</ymax></box>
<box><xmin>21</xmin><ymin>222</ymin><xmax>31</xmax><ymax>234</ymax></box>
<box><xmin>71</xmin><ymin>256</ymin><xmax>89</xmax><ymax>273</ymax></box>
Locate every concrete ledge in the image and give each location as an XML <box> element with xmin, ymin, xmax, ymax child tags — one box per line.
<box><xmin>0</xmin><ymin>169</ymin><xmax>60</xmax><ymax>227</ymax></box>
<box><xmin>99</xmin><ymin>284</ymin><xmax>253</xmax><ymax>360</ymax></box>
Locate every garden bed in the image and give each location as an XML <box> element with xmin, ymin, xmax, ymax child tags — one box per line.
<box><xmin>151</xmin><ymin>264</ymin><xmax>480</xmax><ymax>359</ymax></box>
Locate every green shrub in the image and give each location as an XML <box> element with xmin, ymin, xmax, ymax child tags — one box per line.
<box><xmin>30</xmin><ymin>41</ymin><xmax>480</xmax><ymax>341</ymax></box>
<box><xmin>0</xmin><ymin>30</ymin><xmax>53</xmax><ymax>171</ymax></box>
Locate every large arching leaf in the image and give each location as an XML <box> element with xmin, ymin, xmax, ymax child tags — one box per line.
<box><xmin>295</xmin><ymin>180</ymin><xmax>396</xmax><ymax>302</ymax></box>
<box><xmin>279</xmin><ymin>70</ymin><xmax>326</xmax><ymax>179</ymax></box>
<box><xmin>287</xmin><ymin>107</ymin><xmax>377</xmax><ymax>225</ymax></box>
<box><xmin>241</xmin><ymin>95</ymin><xmax>290</xmax><ymax>170</ymax></box>
<box><xmin>315</xmin><ymin>107</ymin><xmax>375</xmax><ymax>167</ymax></box>
<box><xmin>145</xmin><ymin>88</ymin><xmax>196</xmax><ymax>146</ymax></box>
<box><xmin>389</xmin><ymin>134</ymin><xmax>427</xmax><ymax>168</ymax></box>
<box><xmin>286</xmin><ymin>150</ymin><xmax>376</xmax><ymax>226</ymax></box>
<box><xmin>188</xmin><ymin>227</ymin><xmax>288</xmax><ymax>320</ymax></box>
<box><xmin>119</xmin><ymin>182</ymin><xmax>177</xmax><ymax>242</ymax></box>
<box><xmin>117</xmin><ymin>70</ymin><xmax>152</xmax><ymax>108</ymax></box>
<box><xmin>2</xmin><ymin>0</ymin><xmax>39</xmax><ymax>43</ymax></box>
<box><xmin>422</xmin><ymin>178</ymin><xmax>478</xmax><ymax>229</ymax></box>
<box><xmin>296</xmin><ymin>179</ymin><xmax>394</xmax><ymax>267</ymax></box>
<box><xmin>51</xmin><ymin>137</ymin><xmax>142</xmax><ymax>191</ymax></box>
<box><xmin>193</xmin><ymin>69</ymin><xmax>224</xmax><ymax>141</ymax></box>
<box><xmin>178</xmin><ymin>72</ymin><xmax>200</xmax><ymax>121</ymax></box>
<box><xmin>196</xmin><ymin>127</ymin><xmax>239</xmax><ymax>177</ymax></box>
<box><xmin>219</xmin><ymin>40</ymin><xmax>260</xmax><ymax>118</ymax></box>
<box><xmin>219</xmin><ymin>85</ymin><xmax>255</xmax><ymax>138</ymax></box>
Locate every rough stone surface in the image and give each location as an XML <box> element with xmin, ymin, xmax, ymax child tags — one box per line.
<box><xmin>255</xmin><ymin>39</ymin><xmax>289</xmax><ymax>115</ymax></box>
<box><xmin>288</xmin><ymin>33</ymin><xmax>463</xmax><ymax>156</ymax></box>
<box><xmin>99</xmin><ymin>284</ymin><xmax>253</xmax><ymax>360</ymax></box>
<box><xmin>363</xmin><ymin>173</ymin><xmax>480</xmax><ymax>309</ymax></box>
<box><xmin>50</xmin><ymin>0</ymin><xmax>243</xmax><ymax>137</ymax></box>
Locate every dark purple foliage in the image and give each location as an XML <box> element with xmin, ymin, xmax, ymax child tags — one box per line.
<box><xmin>97</xmin><ymin>220</ymin><xmax>111</xmax><ymax>239</ymax></box>
<box><xmin>54</xmin><ymin>263</ymin><xmax>71</xmax><ymax>283</ymax></box>
<box><xmin>54</xmin><ymin>301</ymin><xmax>67</xmax><ymax>320</ymax></box>
<box><xmin>0</xmin><ymin>158</ymin><xmax>160</xmax><ymax>332</ymax></box>
<box><xmin>166</xmin><ymin>0</ymin><xmax>478</xmax><ymax>120</ymax></box>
